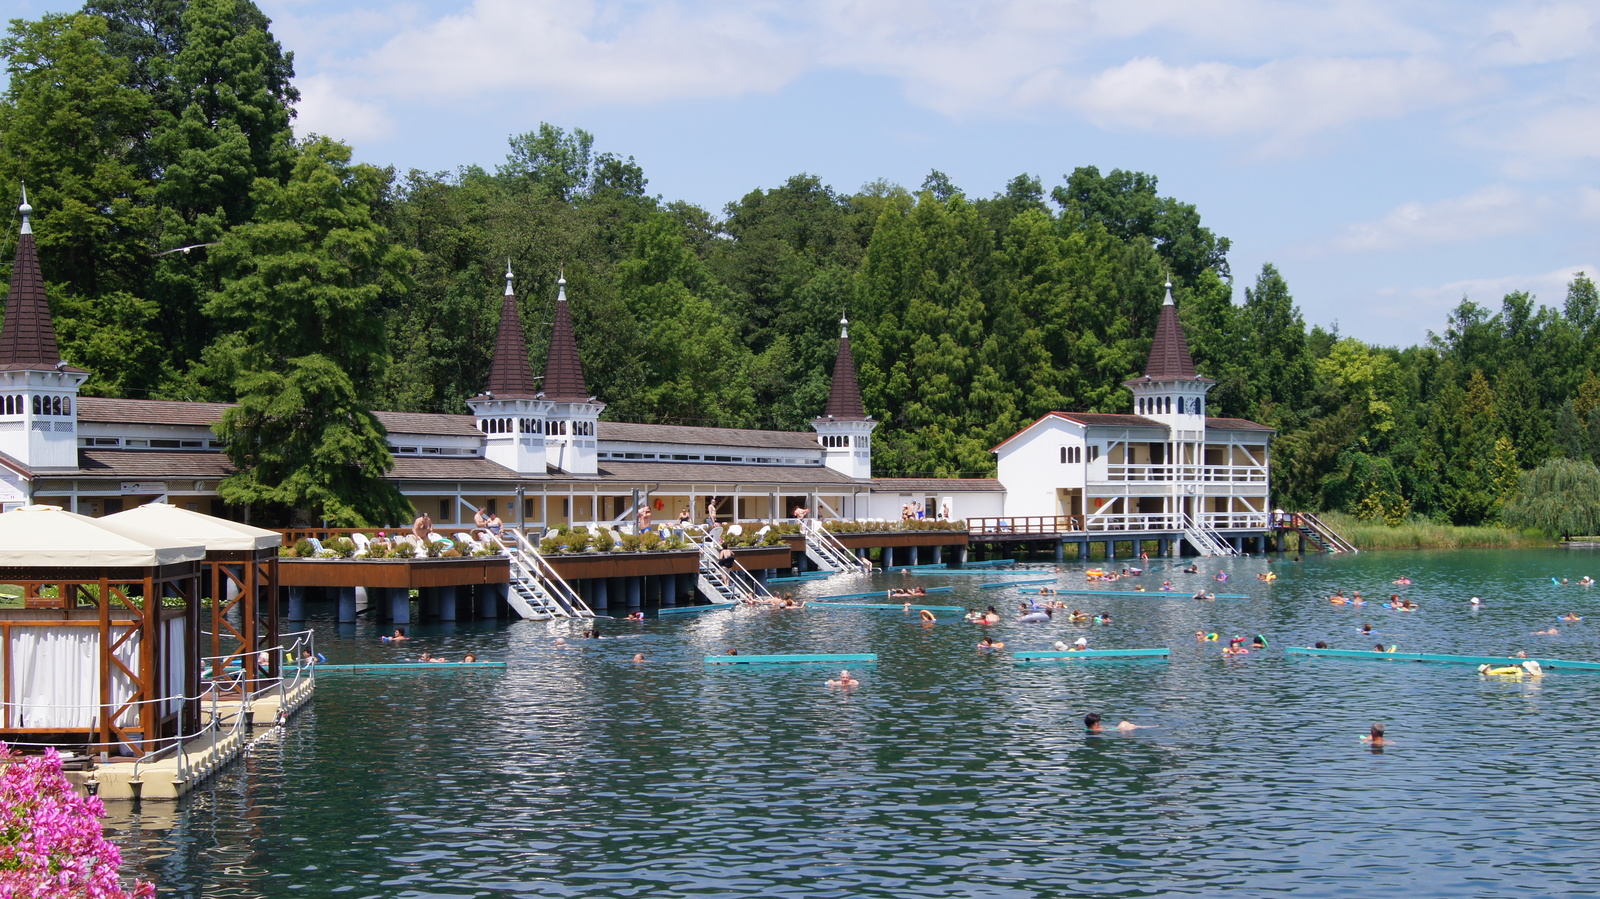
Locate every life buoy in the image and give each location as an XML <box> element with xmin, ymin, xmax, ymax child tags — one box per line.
<box><xmin>920</xmin><ymin>609</ymin><xmax>936</xmax><ymax>621</ymax></box>
<box><xmin>653</xmin><ymin>498</ymin><xmax>664</xmax><ymax>510</ymax></box>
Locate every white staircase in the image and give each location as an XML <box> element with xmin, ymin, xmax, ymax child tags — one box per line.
<box><xmin>502</xmin><ymin>529</ymin><xmax>594</xmax><ymax>620</ymax></box>
<box><xmin>801</xmin><ymin>521</ymin><xmax>872</xmax><ymax>574</ymax></box>
<box><xmin>696</xmin><ymin>534</ymin><xmax>776</xmax><ymax>605</ymax></box>
<box><xmin>1180</xmin><ymin>513</ymin><xmax>1237</xmax><ymax>557</ymax></box>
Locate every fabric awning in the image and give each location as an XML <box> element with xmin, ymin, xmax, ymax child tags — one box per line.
<box><xmin>104</xmin><ymin>502</ymin><xmax>281</xmax><ymax>552</ymax></box>
<box><xmin>0</xmin><ymin>504</ymin><xmax>206</xmax><ymax>567</ymax></box>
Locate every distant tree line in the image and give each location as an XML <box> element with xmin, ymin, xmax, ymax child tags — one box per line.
<box><xmin>2</xmin><ymin>0</ymin><xmax>1598</xmax><ymax>529</ymax></box>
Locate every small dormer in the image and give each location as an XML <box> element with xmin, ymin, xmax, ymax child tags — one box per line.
<box><xmin>1125</xmin><ymin>282</ymin><xmax>1213</xmax><ymax>439</ymax></box>
<box><xmin>467</xmin><ymin>263</ymin><xmax>549</xmax><ymax>475</ymax></box>
<box><xmin>0</xmin><ymin>189</ymin><xmax>88</xmax><ymax>471</ymax></box>
<box><xmin>812</xmin><ymin>314</ymin><xmax>876</xmax><ymax>479</ymax></box>
<box><xmin>539</xmin><ymin>273</ymin><xmax>603</xmax><ymax>476</ymax></box>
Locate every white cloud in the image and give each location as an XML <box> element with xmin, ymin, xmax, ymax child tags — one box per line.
<box><xmin>1068</xmin><ymin>55</ymin><xmax>1481</xmax><ymax>142</ymax></box>
<box><xmin>292</xmin><ymin>74</ymin><xmax>395</xmax><ymax>144</ymax></box>
<box><xmin>341</xmin><ymin>0</ymin><xmax>806</xmax><ymax>104</ymax></box>
<box><xmin>1477</xmin><ymin>2</ymin><xmax>1600</xmax><ymax>65</ymax></box>
<box><xmin>1385</xmin><ymin>263</ymin><xmax>1598</xmax><ymax>313</ymax></box>
<box><xmin>1311</xmin><ymin>185</ymin><xmax>1551</xmax><ymax>255</ymax></box>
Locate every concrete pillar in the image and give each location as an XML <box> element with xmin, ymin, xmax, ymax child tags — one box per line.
<box><xmin>592</xmin><ymin>578</ymin><xmax>609</xmax><ymax>616</ymax></box>
<box><xmin>884</xmin><ymin>546</ymin><xmax>895</xmax><ymax>569</ymax></box>
<box><xmin>338</xmin><ymin>587</ymin><xmax>357</xmax><ymax>623</ymax></box>
<box><xmin>678</xmin><ymin>573</ymin><xmax>694</xmax><ymax>606</ymax></box>
<box><xmin>1232</xmin><ymin>536</ymin><xmax>1244</xmax><ymax>553</ymax></box>
<box><xmin>1054</xmin><ymin>540</ymin><xmax>1065</xmax><ymax>562</ymax></box>
<box><xmin>909</xmin><ymin>545</ymin><xmax>920</xmax><ymax>566</ymax></box>
<box><xmin>389</xmin><ymin>588</ymin><xmax>411</xmax><ymax>625</ymax></box>
<box><xmin>958</xmin><ymin>544</ymin><xmax>969</xmax><ymax>565</ymax></box>
<box><xmin>355</xmin><ymin>586</ymin><xmax>369</xmax><ymax>618</ymax></box>
<box><xmin>933</xmin><ymin>545</ymin><xmax>943</xmax><ymax>564</ymax></box>
<box><xmin>475</xmin><ymin>584</ymin><xmax>499</xmax><ymax>619</ymax></box>
<box><xmin>287</xmin><ymin>587</ymin><xmax>306</xmax><ymax>621</ymax></box>
<box><xmin>1105</xmin><ymin>540</ymin><xmax>1115</xmax><ymax>560</ymax></box>
<box><xmin>418</xmin><ymin>588</ymin><xmax>437</xmax><ymax>621</ymax></box>
<box><xmin>1079</xmin><ymin>540</ymin><xmax>1090</xmax><ymax>561</ymax></box>
<box><xmin>438</xmin><ymin>586</ymin><xmax>458</xmax><ymax>621</ymax></box>
<box><xmin>627</xmin><ymin>577</ymin><xmax>643</xmax><ymax>612</ymax></box>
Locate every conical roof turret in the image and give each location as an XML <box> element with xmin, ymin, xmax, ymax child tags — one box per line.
<box><xmin>818</xmin><ymin>314</ymin><xmax>869</xmax><ymax>420</ymax></box>
<box><xmin>0</xmin><ymin>188</ymin><xmax>75</xmax><ymax>371</ymax></box>
<box><xmin>480</xmin><ymin>261</ymin><xmax>541</xmax><ymax>398</ymax></box>
<box><xmin>1141</xmin><ymin>281</ymin><xmax>1199</xmax><ymax>380</ymax></box>
<box><xmin>540</xmin><ymin>272</ymin><xmax>591</xmax><ymax>402</ymax></box>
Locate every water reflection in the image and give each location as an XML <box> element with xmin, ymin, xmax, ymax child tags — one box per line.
<box><xmin>105</xmin><ymin>549</ymin><xmax>1600</xmax><ymax>897</ymax></box>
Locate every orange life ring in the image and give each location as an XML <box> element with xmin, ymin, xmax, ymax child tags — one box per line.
<box><xmin>653</xmin><ymin>498</ymin><xmax>664</xmax><ymax>510</ymax></box>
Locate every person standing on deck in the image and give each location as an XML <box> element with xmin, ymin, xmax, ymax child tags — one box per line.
<box><xmin>413</xmin><ymin>511</ymin><xmax>433</xmax><ymax>545</ymax></box>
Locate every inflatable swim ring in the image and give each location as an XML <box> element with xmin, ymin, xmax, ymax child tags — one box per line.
<box><xmin>1205</xmin><ymin>632</ymin><xmax>1219</xmax><ymax>641</ymax></box>
<box><xmin>919</xmin><ymin>609</ymin><xmax>936</xmax><ymax>622</ymax></box>
<box><xmin>1479</xmin><ymin>664</ymin><xmax>1523</xmax><ymax>677</ymax></box>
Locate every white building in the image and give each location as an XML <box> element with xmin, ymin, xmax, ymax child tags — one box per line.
<box><xmin>993</xmin><ymin>283</ymin><xmax>1272</xmax><ymax>547</ymax></box>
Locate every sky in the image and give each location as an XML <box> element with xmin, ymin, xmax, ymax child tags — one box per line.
<box><xmin>13</xmin><ymin>0</ymin><xmax>1600</xmax><ymax>347</ymax></box>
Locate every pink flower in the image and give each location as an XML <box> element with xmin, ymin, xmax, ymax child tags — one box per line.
<box><xmin>0</xmin><ymin>744</ymin><xmax>155</xmax><ymax>898</ymax></box>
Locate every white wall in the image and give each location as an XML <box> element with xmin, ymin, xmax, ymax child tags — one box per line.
<box><xmin>996</xmin><ymin>416</ymin><xmax>1086</xmax><ymax>517</ymax></box>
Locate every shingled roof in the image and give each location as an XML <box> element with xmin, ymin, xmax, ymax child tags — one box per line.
<box><xmin>541</xmin><ymin>274</ymin><xmax>591</xmax><ymax>403</ymax></box>
<box><xmin>817</xmin><ymin>316</ymin><xmax>869</xmax><ymax>421</ymax></box>
<box><xmin>481</xmin><ymin>264</ymin><xmax>541</xmax><ymax>399</ymax></box>
<box><xmin>0</xmin><ymin>192</ymin><xmax>77</xmax><ymax>372</ymax></box>
<box><xmin>1142</xmin><ymin>282</ymin><xmax>1199</xmax><ymax>381</ymax></box>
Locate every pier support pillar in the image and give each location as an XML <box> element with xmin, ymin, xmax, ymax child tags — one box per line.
<box><xmin>627</xmin><ymin>577</ymin><xmax>643</xmax><ymax>613</ymax></box>
<box><xmin>933</xmin><ymin>545</ymin><xmax>943</xmax><ymax>565</ymax></box>
<box><xmin>958</xmin><ymin>544</ymin><xmax>969</xmax><ymax>565</ymax></box>
<box><xmin>389</xmin><ymin>588</ymin><xmax>411</xmax><ymax>625</ymax></box>
<box><xmin>355</xmin><ymin>586</ymin><xmax>369</xmax><ymax>618</ymax></box>
<box><xmin>287</xmin><ymin>587</ymin><xmax>306</xmax><ymax>621</ymax></box>
<box><xmin>1079</xmin><ymin>540</ymin><xmax>1090</xmax><ymax>561</ymax></box>
<box><xmin>1054</xmin><ymin>540</ymin><xmax>1065</xmax><ymax>563</ymax></box>
<box><xmin>418</xmin><ymin>588</ymin><xmax>437</xmax><ymax>621</ymax></box>
<box><xmin>1105</xmin><ymin>540</ymin><xmax>1115</xmax><ymax>560</ymax></box>
<box><xmin>909</xmin><ymin>546</ymin><xmax>919</xmax><ymax>566</ymax></box>
<box><xmin>338</xmin><ymin>587</ymin><xmax>357</xmax><ymax>623</ymax></box>
<box><xmin>592</xmin><ymin>579</ymin><xmax>609</xmax><ymax>616</ymax></box>
<box><xmin>437</xmin><ymin>586</ymin><xmax>457</xmax><ymax>621</ymax></box>
<box><xmin>884</xmin><ymin>546</ymin><xmax>895</xmax><ymax>569</ymax></box>
<box><xmin>678</xmin><ymin>573</ymin><xmax>694</xmax><ymax>606</ymax></box>
<box><xmin>1232</xmin><ymin>536</ymin><xmax>1244</xmax><ymax>554</ymax></box>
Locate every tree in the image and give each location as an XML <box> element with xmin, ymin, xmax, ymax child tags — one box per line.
<box><xmin>205</xmin><ymin>136</ymin><xmax>415</xmax><ymax>524</ymax></box>
<box><xmin>499</xmin><ymin>123</ymin><xmax>595</xmax><ymax>201</ymax></box>
<box><xmin>1502</xmin><ymin>458</ymin><xmax>1600</xmax><ymax>539</ymax></box>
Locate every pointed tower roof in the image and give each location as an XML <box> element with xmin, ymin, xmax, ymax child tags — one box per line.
<box><xmin>1141</xmin><ymin>281</ymin><xmax>1199</xmax><ymax>380</ymax></box>
<box><xmin>480</xmin><ymin>262</ymin><xmax>541</xmax><ymax>398</ymax></box>
<box><xmin>818</xmin><ymin>314</ymin><xmax>869</xmax><ymax>421</ymax></box>
<box><xmin>540</xmin><ymin>272</ymin><xmax>591</xmax><ymax>403</ymax></box>
<box><xmin>0</xmin><ymin>188</ymin><xmax>73</xmax><ymax>371</ymax></box>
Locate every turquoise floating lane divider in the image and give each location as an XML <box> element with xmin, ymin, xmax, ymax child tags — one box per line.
<box><xmin>766</xmin><ymin>573</ymin><xmax>835</xmax><ymax>584</ymax></box>
<box><xmin>1020</xmin><ymin>587</ymin><xmax>1249</xmax><ymax>599</ymax></box>
<box><xmin>1014</xmin><ymin>648</ymin><xmax>1169</xmax><ymax>661</ymax></box>
<box><xmin>706</xmin><ymin>652</ymin><xmax>878</xmax><ymax>665</ymax></box>
<box><xmin>817</xmin><ymin>587</ymin><xmax>955</xmax><ymax>601</ymax></box>
<box><xmin>980</xmin><ymin>578</ymin><xmax>1058</xmax><ymax>589</ymax></box>
<box><xmin>1286</xmin><ymin>647</ymin><xmax>1600</xmax><ymax>671</ymax></box>
<box><xmin>312</xmin><ymin>662</ymin><xmax>507</xmax><ymax>672</ymax></box>
<box><xmin>805</xmin><ymin>602</ymin><xmax>965</xmax><ymax>612</ymax></box>
<box><xmin>657</xmin><ymin>602</ymin><xmax>738</xmax><ymax>616</ymax></box>
<box><xmin>882</xmin><ymin>564</ymin><xmax>949</xmax><ymax>572</ymax></box>
<box><xmin>962</xmin><ymin>559</ymin><xmax>1017</xmax><ymax>567</ymax></box>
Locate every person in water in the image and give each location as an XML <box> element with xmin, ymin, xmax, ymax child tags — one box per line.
<box><xmin>385</xmin><ymin>628</ymin><xmax>409</xmax><ymax>642</ymax></box>
<box><xmin>1360</xmin><ymin>623</ymin><xmax>1374</xmax><ymax>636</ymax></box>
<box><xmin>1361</xmin><ymin>722</ymin><xmax>1387</xmax><ymax>747</ymax></box>
<box><xmin>1184</xmin><ymin>563</ymin><xmax>1199</xmax><ymax>574</ymax></box>
<box><xmin>827</xmin><ymin>670</ymin><xmax>860</xmax><ymax>688</ymax></box>
<box><xmin>1084</xmin><ymin>712</ymin><xmax>1153</xmax><ymax>733</ymax></box>
<box><xmin>978</xmin><ymin>636</ymin><xmax>1005</xmax><ymax>651</ymax></box>
<box><xmin>1561</xmin><ymin>612</ymin><xmax>1583</xmax><ymax>622</ymax></box>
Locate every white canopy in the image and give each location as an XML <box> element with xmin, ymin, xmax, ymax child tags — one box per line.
<box><xmin>104</xmin><ymin>502</ymin><xmax>281</xmax><ymax>553</ymax></box>
<box><xmin>0</xmin><ymin>505</ymin><xmax>206</xmax><ymax>568</ymax></box>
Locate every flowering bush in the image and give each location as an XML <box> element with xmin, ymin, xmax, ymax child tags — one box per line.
<box><xmin>0</xmin><ymin>744</ymin><xmax>155</xmax><ymax>898</ymax></box>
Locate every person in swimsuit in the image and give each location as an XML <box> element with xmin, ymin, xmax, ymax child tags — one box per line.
<box><xmin>1084</xmin><ymin>712</ymin><xmax>1152</xmax><ymax>733</ymax></box>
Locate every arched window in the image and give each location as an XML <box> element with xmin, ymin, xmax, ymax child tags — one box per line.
<box><xmin>32</xmin><ymin>396</ymin><xmax>41</xmax><ymax>415</ymax></box>
<box><xmin>51</xmin><ymin>396</ymin><xmax>61</xmax><ymax>416</ymax></box>
<box><xmin>61</xmin><ymin>397</ymin><xmax>69</xmax><ymax>415</ymax></box>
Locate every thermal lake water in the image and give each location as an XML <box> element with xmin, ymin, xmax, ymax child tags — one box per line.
<box><xmin>108</xmin><ymin>548</ymin><xmax>1600</xmax><ymax>897</ymax></box>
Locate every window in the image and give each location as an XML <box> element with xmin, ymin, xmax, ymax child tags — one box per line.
<box><xmin>1089</xmin><ymin>445</ymin><xmax>1100</xmax><ymax>462</ymax></box>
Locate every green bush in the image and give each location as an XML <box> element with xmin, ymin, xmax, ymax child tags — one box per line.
<box><xmin>592</xmin><ymin>528</ymin><xmax>616</xmax><ymax>552</ymax></box>
<box><xmin>292</xmin><ymin>538</ymin><xmax>315</xmax><ymax>558</ymax></box>
<box><xmin>327</xmin><ymin>537</ymin><xmax>357</xmax><ymax>558</ymax></box>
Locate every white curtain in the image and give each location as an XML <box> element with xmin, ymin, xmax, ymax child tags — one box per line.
<box><xmin>163</xmin><ymin>617</ymin><xmax>186</xmax><ymax>717</ymax></box>
<box><xmin>8</xmin><ymin>625</ymin><xmax>141</xmax><ymax>729</ymax></box>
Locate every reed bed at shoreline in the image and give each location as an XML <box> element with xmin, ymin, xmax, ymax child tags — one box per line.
<box><xmin>1318</xmin><ymin>512</ymin><xmax>1551</xmax><ymax>550</ymax></box>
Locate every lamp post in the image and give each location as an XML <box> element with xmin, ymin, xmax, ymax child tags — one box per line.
<box><xmin>516</xmin><ymin>484</ymin><xmax>525</xmax><ymax>534</ymax></box>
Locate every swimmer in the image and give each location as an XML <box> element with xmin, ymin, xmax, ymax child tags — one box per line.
<box><xmin>1251</xmin><ymin>635</ymin><xmax>1267</xmax><ymax>649</ymax></box>
<box><xmin>384</xmin><ymin>628</ymin><xmax>409</xmax><ymax>642</ymax></box>
<box><xmin>1470</xmin><ymin>596</ymin><xmax>1482</xmax><ymax>607</ymax></box>
<box><xmin>632</xmin><ymin>653</ymin><xmax>644</xmax><ymax>663</ymax></box>
<box><xmin>554</xmin><ymin>637</ymin><xmax>567</xmax><ymax>647</ymax></box>
<box><xmin>1392</xmin><ymin>577</ymin><xmax>1412</xmax><ymax>585</ymax></box>
<box><xmin>1582</xmin><ymin>577</ymin><xmax>1595</xmax><ymax>586</ymax></box>
<box><xmin>626</xmin><ymin>611</ymin><xmax>644</xmax><ymax>621</ymax></box>
<box><xmin>1561</xmin><ymin>612</ymin><xmax>1583</xmax><ymax>622</ymax></box>
<box><xmin>463</xmin><ymin>653</ymin><xmax>477</xmax><ymax>663</ymax></box>
<box><xmin>1215</xmin><ymin>571</ymin><xmax>1229</xmax><ymax>582</ymax></box>
<box><xmin>1161</xmin><ymin>581</ymin><xmax>1174</xmax><ymax>592</ymax></box>
<box><xmin>1084</xmin><ymin>712</ymin><xmax>1153</xmax><ymax>733</ymax></box>
<box><xmin>1361</xmin><ymin>722</ymin><xmax>1386</xmax><ymax>747</ymax></box>
<box><xmin>1359</xmin><ymin>623</ymin><xmax>1374</xmax><ymax>636</ymax></box>
<box><xmin>978</xmin><ymin>636</ymin><xmax>1005</xmax><ymax>651</ymax></box>
<box><xmin>1314</xmin><ymin>641</ymin><xmax>1329</xmax><ymax>649</ymax></box>
<box><xmin>1532</xmin><ymin>627</ymin><xmax>1559</xmax><ymax>636</ymax></box>
<box><xmin>1072</xmin><ymin>636</ymin><xmax>1089</xmax><ymax>651</ymax></box>
<box><xmin>1053</xmin><ymin>640</ymin><xmax>1070</xmax><ymax>651</ymax></box>
<box><xmin>1192</xmin><ymin>590</ymin><xmax>1214</xmax><ymax>601</ymax></box>
<box><xmin>1195</xmin><ymin>630</ymin><xmax>1207</xmax><ymax>642</ymax></box>
<box><xmin>827</xmin><ymin>669</ymin><xmax>860</xmax><ymax>688</ymax></box>
<box><xmin>1184</xmin><ymin>564</ymin><xmax>1199</xmax><ymax>574</ymax></box>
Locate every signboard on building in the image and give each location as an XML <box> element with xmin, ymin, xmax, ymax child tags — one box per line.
<box><xmin>120</xmin><ymin>482</ymin><xmax>167</xmax><ymax>495</ymax></box>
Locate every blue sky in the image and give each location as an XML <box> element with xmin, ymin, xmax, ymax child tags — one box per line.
<box><xmin>14</xmin><ymin>0</ymin><xmax>1600</xmax><ymax>346</ymax></box>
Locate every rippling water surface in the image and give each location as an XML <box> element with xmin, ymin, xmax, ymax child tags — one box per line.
<box><xmin>107</xmin><ymin>549</ymin><xmax>1600</xmax><ymax>897</ymax></box>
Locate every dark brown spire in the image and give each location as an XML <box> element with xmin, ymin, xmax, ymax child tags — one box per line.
<box><xmin>1142</xmin><ymin>282</ymin><xmax>1198</xmax><ymax>380</ymax></box>
<box><xmin>818</xmin><ymin>315</ymin><xmax>868</xmax><ymax>421</ymax></box>
<box><xmin>540</xmin><ymin>273</ymin><xmax>591</xmax><ymax>402</ymax></box>
<box><xmin>0</xmin><ymin>190</ymin><xmax>69</xmax><ymax>371</ymax></box>
<box><xmin>481</xmin><ymin>262</ymin><xmax>541</xmax><ymax>398</ymax></box>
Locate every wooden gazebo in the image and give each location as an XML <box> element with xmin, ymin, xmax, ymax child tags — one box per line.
<box><xmin>0</xmin><ymin>505</ymin><xmax>205</xmax><ymax>756</ymax></box>
<box><xmin>104</xmin><ymin>503</ymin><xmax>281</xmax><ymax>683</ymax></box>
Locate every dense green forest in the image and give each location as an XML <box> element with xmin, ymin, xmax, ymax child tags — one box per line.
<box><xmin>3</xmin><ymin>0</ymin><xmax>1598</xmax><ymax>527</ymax></box>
